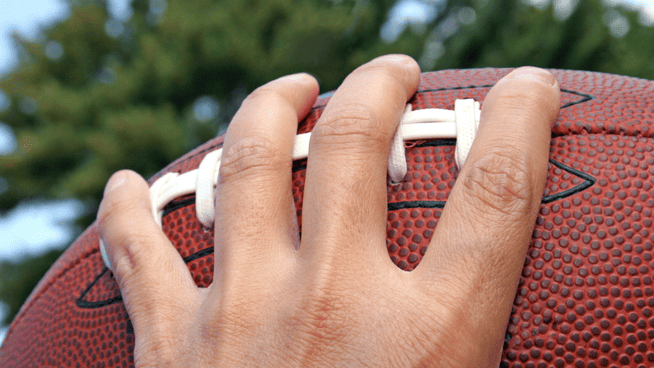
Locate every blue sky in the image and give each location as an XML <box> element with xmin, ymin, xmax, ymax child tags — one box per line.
<box><xmin>0</xmin><ymin>0</ymin><xmax>131</xmax><ymax>262</ymax></box>
<box><xmin>0</xmin><ymin>0</ymin><xmax>653</xmax><ymax>344</ymax></box>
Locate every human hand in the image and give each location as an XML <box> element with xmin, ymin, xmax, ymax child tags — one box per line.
<box><xmin>97</xmin><ymin>55</ymin><xmax>560</xmax><ymax>367</ymax></box>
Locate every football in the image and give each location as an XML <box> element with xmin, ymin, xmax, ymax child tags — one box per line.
<box><xmin>2</xmin><ymin>69</ymin><xmax>654</xmax><ymax>368</ymax></box>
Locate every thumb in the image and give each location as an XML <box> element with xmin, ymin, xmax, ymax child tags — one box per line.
<box><xmin>96</xmin><ymin>170</ymin><xmax>198</xmax><ymax>360</ymax></box>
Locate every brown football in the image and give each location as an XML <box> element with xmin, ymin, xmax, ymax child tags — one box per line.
<box><xmin>2</xmin><ymin>69</ymin><xmax>654</xmax><ymax>368</ymax></box>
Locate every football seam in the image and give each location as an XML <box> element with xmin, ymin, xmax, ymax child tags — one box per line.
<box><xmin>7</xmin><ymin>84</ymin><xmax>608</xmax><ymax>328</ymax></box>
<box><xmin>9</xmin><ymin>73</ymin><xmax>647</xmax><ymax>350</ymax></box>
<box><xmin>2</xmin><ymin>246</ymin><xmax>99</xmax><ymax>342</ymax></box>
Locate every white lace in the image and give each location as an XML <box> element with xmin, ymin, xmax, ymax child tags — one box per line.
<box><xmin>100</xmin><ymin>99</ymin><xmax>481</xmax><ymax>270</ymax></box>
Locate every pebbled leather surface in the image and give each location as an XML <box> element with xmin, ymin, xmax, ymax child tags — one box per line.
<box><xmin>3</xmin><ymin>69</ymin><xmax>654</xmax><ymax>368</ymax></box>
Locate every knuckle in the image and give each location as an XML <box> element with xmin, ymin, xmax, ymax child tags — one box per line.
<box><xmin>111</xmin><ymin>231</ymin><xmax>152</xmax><ymax>277</ymax></box>
<box><xmin>219</xmin><ymin>135</ymin><xmax>286</xmax><ymax>183</ymax></box>
<box><xmin>313</xmin><ymin>103</ymin><xmax>391</xmax><ymax>149</ymax></box>
<box><xmin>462</xmin><ymin>148</ymin><xmax>535</xmax><ymax>218</ymax></box>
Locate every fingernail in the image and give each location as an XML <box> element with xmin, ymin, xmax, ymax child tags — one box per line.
<box><xmin>99</xmin><ymin>239</ymin><xmax>113</xmax><ymax>272</ymax></box>
<box><xmin>508</xmin><ymin>67</ymin><xmax>557</xmax><ymax>86</ymax></box>
<box><xmin>375</xmin><ymin>54</ymin><xmax>415</xmax><ymax>69</ymax></box>
<box><xmin>104</xmin><ymin>172</ymin><xmax>126</xmax><ymax>196</ymax></box>
<box><xmin>278</xmin><ymin>72</ymin><xmax>311</xmax><ymax>82</ymax></box>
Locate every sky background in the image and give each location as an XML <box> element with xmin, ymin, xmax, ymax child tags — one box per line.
<box><xmin>0</xmin><ymin>0</ymin><xmax>653</xmax><ymax>345</ymax></box>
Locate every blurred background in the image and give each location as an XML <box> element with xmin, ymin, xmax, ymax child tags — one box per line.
<box><xmin>0</xmin><ymin>0</ymin><xmax>653</xmax><ymax>345</ymax></box>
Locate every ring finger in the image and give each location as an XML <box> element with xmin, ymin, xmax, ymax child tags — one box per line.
<box><xmin>299</xmin><ymin>55</ymin><xmax>421</xmax><ymax>276</ymax></box>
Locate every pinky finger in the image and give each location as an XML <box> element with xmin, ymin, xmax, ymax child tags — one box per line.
<box><xmin>96</xmin><ymin>170</ymin><xmax>199</xmax><ymax>359</ymax></box>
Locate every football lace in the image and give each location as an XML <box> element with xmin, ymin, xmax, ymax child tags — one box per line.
<box><xmin>99</xmin><ymin>99</ymin><xmax>481</xmax><ymax>271</ymax></box>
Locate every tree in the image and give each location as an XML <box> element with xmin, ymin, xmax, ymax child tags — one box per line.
<box><xmin>425</xmin><ymin>0</ymin><xmax>654</xmax><ymax>78</ymax></box>
<box><xmin>0</xmin><ymin>0</ymin><xmax>424</xmax><ymax>326</ymax></box>
<box><xmin>1</xmin><ymin>0</ymin><xmax>653</xmax><ymax>328</ymax></box>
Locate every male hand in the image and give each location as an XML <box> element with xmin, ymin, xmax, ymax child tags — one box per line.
<box><xmin>97</xmin><ymin>55</ymin><xmax>560</xmax><ymax>367</ymax></box>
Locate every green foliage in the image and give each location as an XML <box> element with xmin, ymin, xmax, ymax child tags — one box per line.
<box><xmin>0</xmin><ymin>0</ymin><xmax>423</xmax><ymax>327</ymax></box>
<box><xmin>1</xmin><ymin>0</ymin><xmax>654</xmax><ymax>327</ymax></box>
<box><xmin>423</xmin><ymin>0</ymin><xmax>654</xmax><ymax>78</ymax></box>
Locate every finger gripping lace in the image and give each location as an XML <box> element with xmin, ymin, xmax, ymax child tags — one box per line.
<box><xmin>99</xmin><ymin>99</ymin><xmax>481</xmax><ymax>269</ymax></box>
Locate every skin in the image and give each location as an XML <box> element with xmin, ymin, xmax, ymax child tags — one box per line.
<box><xmin>97</xmin><ymin>55</ymin><xmax>561</xmax><ymax>367</ymax></box>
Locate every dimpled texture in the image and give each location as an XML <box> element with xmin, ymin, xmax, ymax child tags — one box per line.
<box><xmin>2</xmin><ymin>69</ymin><xmax>654</xmax><ymax>368</ymax></box>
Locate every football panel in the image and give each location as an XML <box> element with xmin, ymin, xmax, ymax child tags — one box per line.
<box><xmin>2</xmin><ymin>69</ymin><xmax>654</xmax><ymax>368</ymax></box>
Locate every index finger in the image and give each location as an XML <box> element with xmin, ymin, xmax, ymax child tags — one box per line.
<box><xmin>414</xmin><ymin>67</ymin><xmax>561</xmax><ymax>354</ymax></box>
